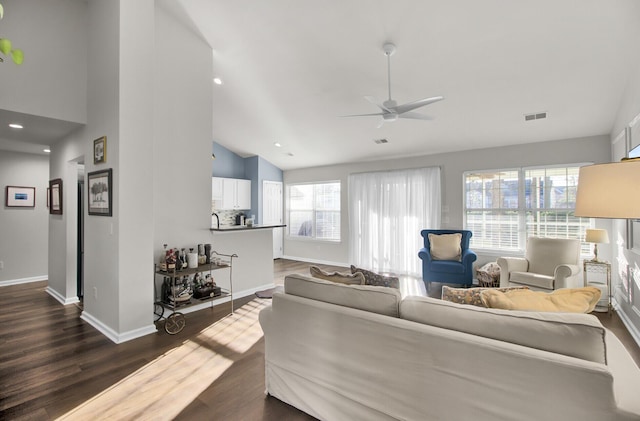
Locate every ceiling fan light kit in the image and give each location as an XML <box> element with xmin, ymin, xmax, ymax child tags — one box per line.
<box><xmin>342</xmin><ymin>42</ymin><xmax>444</xmax><ymax>127</ymax></box>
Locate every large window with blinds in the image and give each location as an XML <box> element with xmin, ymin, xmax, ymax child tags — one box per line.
<box><xmin>287</xmin><ymin>181</ymin><xmax>341</xmax><ymax>241</ymax></box>
<box><xmin>464</xmin><ymin>165</ymin><xmax>592</xmax><ymax>254</ymax></box>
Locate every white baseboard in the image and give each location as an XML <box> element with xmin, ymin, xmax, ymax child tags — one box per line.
<box><xmin>46</xmin><ymin>286</ymin><xmax>80</xmax><ymax>305</ymax></box>
<box><xmin>613</xmin><ymin>299</ymin><xmax>640</xmax><ymax>348</ymax></box>
<box><xmin>79</xmin><ymin>283</ymin><xmax>275</xmax><ymax>344</ymax></box>
<box><xmin>0</xmin><ymin>275</ymin><xmax>47</xmax><ymax>288</ymax></box>
<box><xmin>280</xmin><ymin>255</ymin><xmax>347</xmax><ymax>268</ymax></box>
<box><xmin>81</xmin><ymin>310</ymin><xmax>158</xmax><ymax>344</ymax></box>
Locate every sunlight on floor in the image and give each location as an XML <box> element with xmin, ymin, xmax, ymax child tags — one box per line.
<box><xmin>57</xmin><ymin>299</ymin><xmax>269</xmax><ymax>421</ymax></box>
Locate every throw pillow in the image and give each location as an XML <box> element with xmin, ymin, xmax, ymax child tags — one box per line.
<box><xmin>441</xmin><ymin>285</ymin><xmax>529</xmax><ymax>307</ymax></box>
<box><xmin>428</xmin><ymin>233</ymin><xmax>462</xmax><ymax>261</ymax></box>
<box><xmin>309</xmin><ymin>265</ymin><xmax>365</xmax><ymax>285</ymax></box>
<box><xmin>350</xmin><ymin>265</ymin><xmax>400</xmax><ymax>289</ymax></box>
<box><xmin>480</xmin><ymin>287</ymin><xmax>602</xmax><ymax>313</ymax></box>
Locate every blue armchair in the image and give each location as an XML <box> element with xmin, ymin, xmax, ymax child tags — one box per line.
<box><xmin>418</xmin><ymin>229</ymin><xmax>477</xmax><ymax>291</ymax></box>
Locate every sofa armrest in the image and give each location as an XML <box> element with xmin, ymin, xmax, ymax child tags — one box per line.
<box><xmin>418</xmin><ymin>247</ymin><xmax>433</xmax><ymax>263</ymax></box>
<box><xmin>497</xmin><ymin>257</ymin><xmax>529</xmax><ymax>287</ymax></box>
<box><xmin>461</xmin><ymin>249</ymin><xmax>478</xmax><ymax>266</ymax></box>
<box><xmin>554</xmin><ymin>264</ymin><xmax>582</xmax><ymax>289</ymax></box>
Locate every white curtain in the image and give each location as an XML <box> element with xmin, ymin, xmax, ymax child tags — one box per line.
<box><xmin>349</xmin><ymin>167</ymin><xmax>441</xmax><ymax>277</ymax></box>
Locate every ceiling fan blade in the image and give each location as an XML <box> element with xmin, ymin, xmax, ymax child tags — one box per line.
<box><xmin>364</xmin><ymin>96</ymin><xmax>392</xmax><ymax>113</ymax></box>
<box><xmin>376</xmin><ymin>119</ymin><xmax>386</xmax><ymax>129</ymax></box>
<box><xmin>398</xmin><ymin>112</ymin><xmax>433</xmax><ymax>121</ymax></box>
<box><xmin>341</xmin><ymin>112</ymin><xmax>386</xmax><ymax>118</ymax></box>
<box><xmin>395</xmin><ymin>96</ymin><xmax>444</xmax><ymax>114</ymax></box>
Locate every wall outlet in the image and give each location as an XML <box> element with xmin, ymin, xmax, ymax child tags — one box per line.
<box><xmin>93</xmin><ymin>286</ymin><xmax>98</xmax><ymax>300</ymax></box>
<box><xmin>0</xmin><ymin>260</ymin><xmax>3</xmax><ymax>270</ymax></box>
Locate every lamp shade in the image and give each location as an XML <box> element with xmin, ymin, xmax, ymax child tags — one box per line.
<box><xmin>585</xmin><ymin>228</ymin><xmax>609</xmax><ymax>244</ymax></box>
<box><xmin>575</xmin><ymin>159</ymin><xmax>640</xmax><ymax>219</ymax></box>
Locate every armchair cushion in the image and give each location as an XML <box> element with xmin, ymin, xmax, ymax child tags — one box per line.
<box><xmin>481</xmin><ymin>287</ymin><xmax>602</xmax><ymax>313</ymax></box>
<box><xmin>510</xmin><ymin>272</ymin><xmax>555</xmax><ymax>290</ymax></box>
<box><xmin>428</xmin><ymin>233</ymin><xmax>462</xmax><ymax>261</ymax></box>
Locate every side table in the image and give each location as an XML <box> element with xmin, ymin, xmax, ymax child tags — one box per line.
<box><xmin>583</xmin><ymin>260</ymin><xmax>612</xmax><ymax>315</ymax></box>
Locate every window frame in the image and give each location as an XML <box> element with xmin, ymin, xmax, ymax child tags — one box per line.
<box><xmin>285</xmin><ymin>180</ymin><xmax>341</xmax><ymax>242</ymax></box>
<box><xmin>463</xmin><ymin>163</ymin><xmax>593</xmax><ymax>256</ymax></box>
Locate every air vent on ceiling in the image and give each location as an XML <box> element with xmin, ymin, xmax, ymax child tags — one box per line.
<box><xmin>524</xmin><ymin>112</ymin><xmax>547</xmax><ymax>121</ymax></box>
<box><xmin>374</xmin><ymin>138</ymin><xmax>389</xmax><ymax>144</ymax></box>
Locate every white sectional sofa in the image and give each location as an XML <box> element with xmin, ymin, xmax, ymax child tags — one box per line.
<box><xmin>259</xmin><ymin>274</ymin><xmax>640</xmax><ymax>421</ymax></box>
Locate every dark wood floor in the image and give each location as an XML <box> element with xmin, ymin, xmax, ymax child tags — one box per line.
<box><xmin>1</xmin><ymin>259</ymin><xmax>639</xmax><ymax>420</ymax></box>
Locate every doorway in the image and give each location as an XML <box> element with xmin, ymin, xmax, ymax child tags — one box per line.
<box><xmin>263</xmin><ymin>180</ymin><xmax>283</xmax><ymax>259</ymax></box>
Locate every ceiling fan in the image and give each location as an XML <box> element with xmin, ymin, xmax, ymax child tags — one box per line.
<box><xmin>344</xmin><ymin>43</ymin><xmax>444</xmax><ymax>128</ymax></box>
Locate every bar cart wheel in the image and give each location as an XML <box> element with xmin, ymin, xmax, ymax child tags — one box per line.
<box><xmin>165</xmin><ymin>312</ymin><xmax>186</xmax><ymax>335</ymax></box>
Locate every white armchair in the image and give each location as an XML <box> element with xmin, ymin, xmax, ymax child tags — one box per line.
<box><xmin>497</xmin><ymin>237</ymin><xmax>582</xmax><ymax>291</ymax></box>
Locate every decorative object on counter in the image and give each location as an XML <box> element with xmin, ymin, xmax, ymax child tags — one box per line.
<box><xmin>159</xmin><ymin>244</ymin><xmax>168</xmax><ymax>271</ymax></box>
<box><xmin>165</xmin><ymin>248</ymin><xmax>176</xmax><ymax>271</ymax></box>
<box><xmin>180</xmin><ymin>248</ymin><xmax>187</xmax><ymax>268</ymax></box>
<box><xmin>205</xmin><ymin>243</ymin><xmax>212</xmax><ymax>264</ymax></box>
<box><xmin>187</xmin><ymin>251</ymin><xmax>198</xmax><ymax>269</ymax></box>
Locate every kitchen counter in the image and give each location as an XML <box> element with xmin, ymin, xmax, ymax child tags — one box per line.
<box><xmin>210</xmin><ymin>224</ymin><xmax>286</xmax><ymax>232</ymax></box>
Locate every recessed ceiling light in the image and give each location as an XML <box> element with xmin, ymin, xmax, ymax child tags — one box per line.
<box><xmin>213</xmin><ymin>77</ymin><xmax>223</xmax><ymax>85</ymax></box>
<box><xmin>43</xmin><ymin>149</ymin><xmax>51</xmax><ymax>153</ymax></box>
<box><xmin>9</xmin><ymin>123</ymin><xmax>23</xmax><ymax>129</ymax></box>
<box><xmin>274</xmin><ymin>142</ymin><xmax>282</xmax><ymax>148</ymax></box>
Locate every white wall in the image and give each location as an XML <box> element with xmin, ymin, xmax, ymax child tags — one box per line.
<box><xmin>0</xmin><ymin>0</ymin><xmax>87</xmax><ymax>123</ymax></box>
<box><xmin>609</xmin><ymin>55</ymin><xmax>640</xmax><ymax>343</ymax></box>
<box><xmin>283</xmin><ymin>135</ymin><xmax>611</xmax><ymax>267</ymax></box>
<box><xmin>0</xmin><ymin>151</ymin><xmax>49</xmax><ymax>284</ymax></box>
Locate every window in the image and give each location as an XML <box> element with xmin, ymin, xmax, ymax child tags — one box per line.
<box><xmin>464</xmin><ymin>165</ymin><xmax>592</xmax><ymax>254</ymax></box>
<box><xmin>287</xmin><ymin>182</ymin><xmax>341</xmax><ymax>241</ymax></box>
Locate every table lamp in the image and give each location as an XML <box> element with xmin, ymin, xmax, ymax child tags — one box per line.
<box><xmin>585</xmin><ymin>228</ymin><xmax>609</xmax><ymax>262</ymax></box>
<box><xmin>575</xmin><ymin>159</ymin><xmax>640</xmax><ymax>219</ymax></box>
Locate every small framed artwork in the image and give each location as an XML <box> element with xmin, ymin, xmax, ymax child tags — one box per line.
<box><xmin>93</xmin><ymin>136</ymin><xmax>107</xmax><ymax>164</ymax></box>
<box><xmin>88</xmin><ymin>168</ymin><xmax>112</xmax><ymax>216</ymax></box>
<box><xmin>49</xmin><ymin>179</ymin><xmax>63</xmax><ymax>215</ymax></box>
<box><xmin>5</xmin><ymin>186</ymin><xmax>36</xmax><ymax>207</ymax></box>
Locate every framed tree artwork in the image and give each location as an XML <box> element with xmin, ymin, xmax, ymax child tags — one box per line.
<box><xmin>88</xmin><ymin>168</ymin><xmax>112</xmax><ymax>216</ymax></box>
<box><xmin>49</xmin><ymin>179</ymin><xmax>63</xmax><ymax>215</ymax></box>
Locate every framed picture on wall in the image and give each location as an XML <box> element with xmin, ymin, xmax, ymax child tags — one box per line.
<box><xmin>5</xmin><ymin>186</ymin><xmax>35</xmax><ymax>207</ymax></box>
<box><xmin>49</xmin><ymin>179</ymin><xmax>63</xmax><ymax>215</ymax></box>
<box><xmin>93</xmin><ymin>136</ymin><xmax>107</xmax><ymax>165</ymax></box>
<box><xmin>88</xmin><ymin>168</ymin><xmax>112</xmax><ymax>216</ymax></box>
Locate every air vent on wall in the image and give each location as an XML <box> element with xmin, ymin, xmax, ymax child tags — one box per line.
<box><xmin>524</xmin><ymin>112</ymin><xmax>547</xmax><ymax>121</ymax></box>
<box><xmin>374</xmin><ymin>138</ymin><xmax>389</xmax><ymax>144</ymax></box>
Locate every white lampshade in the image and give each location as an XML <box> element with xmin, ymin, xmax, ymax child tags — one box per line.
<box><xmin>575</xmin><ymin>159</ymin><xmax>640</xmax><ymax>219</ymax></box>
<box><xmin>585</xmin><ymin>228</ymin><xmax>609</xmax><ymax>244</ymax></box>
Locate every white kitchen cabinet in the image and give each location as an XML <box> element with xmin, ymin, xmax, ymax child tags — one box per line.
<box><xmin>212</xmin><ymin>177</ymin><xmax>224</xmax><ymax>201</ymax></box>
<box><xmin>214</xmin><ymin>177</ymin><xmax>251</xmax><ymax>210</ymax></box>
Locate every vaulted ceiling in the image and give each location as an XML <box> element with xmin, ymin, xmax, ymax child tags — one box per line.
<box><xmin>2</xmin><ymin>1</ymin><xmax>639</xmax><ymax>171</ymax></box>
<box><xmin>179</xmin><ymin>0</ymin><xmax>640</xmax><ymax>170</ymax></box>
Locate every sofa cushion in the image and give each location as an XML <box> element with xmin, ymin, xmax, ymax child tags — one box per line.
<box><xmin>428</xmin><ymin>233</ymin><xmax>462</xmax><ymax>261</ymax></box>
<box><xmin>400</xmin><ymin>295</ymin><xmax>606</xmax><ymax>364</ymax></box>
<box><xmin>309</xmin><ymin>265</ymin><xmax>365</xmax><ymax>285</ymax></box>
<box><xmin>441</xmin><ymin>285</ymin><xmax>529</xmax><ymax>307</ymax></box>
<box><xmin>481</xmin><ymin>287</ymin><xmax>601</xmax><ymax>313</ymax></box>
<box><xmin>285</xmin><ymin>273</ymin><xmax>402</xmax><ymax>317</ymax></box>
<box><xmin>350</xmin><ymin>265</ymin><xmax>400</xmax><ymax>289</ymax></box>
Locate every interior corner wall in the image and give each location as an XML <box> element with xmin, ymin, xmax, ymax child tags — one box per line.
<box><xmin>0</xmin><ymin>151</ymin><xmax>49</xmax><ymax>284</ymax></box>
<box><xmin>153</xmin><ymin>2</ymin><xmax>214</xmax><ymax>276</ymax></box>
<box><xmin>283</xmin><ymin>135</ymin><xmax>611</xmax><ymax>267</ymax></box>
